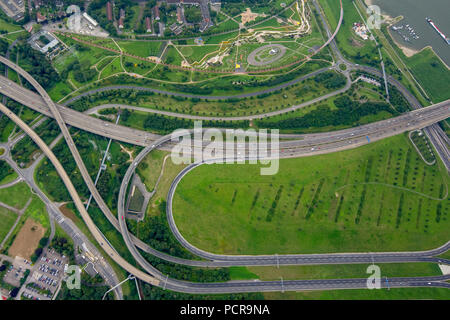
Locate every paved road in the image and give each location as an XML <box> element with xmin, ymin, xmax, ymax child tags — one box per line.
<box><xmin>3</xmin><ymin>95</ymin><xmax>448</xmax><ymax>293</ymax></box>
<box><xmin>0</xmin><ymin>1</ymin><xmax>448</xmax><ymax>293</ymax></box>
<box><xmin>65</xmin><ymin>65</ymin><xmax>336</xmax><ymax>114</ymax></box>
<box><xmin>0</xmin><ymin>56</ymin><xmax>161</xmax><ymax>286</ymax></box>
<box><xmin>114</xmin><ymin>133</ymin><xmax>450</xmax><ymax>293</ymax></box>
<box><xmin>116</xmin><ymin>132</ymin><xmax>450</xmax><ymax>266</ymax></box>
<box><xmin>0</xmin><ymin>146</ymin><xmax>123</xmax><ymax>299</ymax></box>
<box><xmin>83</xmin><ymin>71</ymin><xmax>352</xmax><ymax>121</ymax></box>
<box><xmin>0</xmin><ymin>74</ymin><xmax>448</xmax><ymax>151</ymax></box>
<box><xmin>0</xmin><ymin>55</ymin><xmax>449</xmax><ymax>270</ymax></box>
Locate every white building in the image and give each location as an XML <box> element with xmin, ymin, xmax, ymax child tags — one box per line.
<box><xmin>83</xmin><ymin>12</ymin><xmax>98</xmax><ymax>27</ymax></box>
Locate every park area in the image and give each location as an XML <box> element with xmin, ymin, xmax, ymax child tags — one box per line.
<box><xmin>0</xmin><ymin>207</ymin><xmax>17</xmax><ymax>245</ymax></box>
<box><xmin>173</xmin><ymin>133</ymin><xmax>449</xmax><ymax>255</ymax></box>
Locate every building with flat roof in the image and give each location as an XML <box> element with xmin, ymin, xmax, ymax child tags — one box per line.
<box><xmin>145</xmin><ymin>16</ymin><xmax>151</xmax><ymax>33</ymax></box>
<box><xmin>153</xmin><ymin>5</ymin><xmax>160</xmax><ymax>21</ymax></box>
<box><xmin>83</xmin><ymin>12</ymin><xmax>98</xmax><ymax>27</ymax></box>
<box><xmin>106</xmin><ymin>1</ymin><xmax>112</xmax><ymax>21</ymax></box>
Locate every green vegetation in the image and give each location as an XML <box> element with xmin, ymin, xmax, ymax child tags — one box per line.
<box><xmin>229</xmin><ymin>266</ymin><xmax>259</xmax><ymax>280</ymax></box>
<box><xmin>11</xmin><ymin>119</ymin><xmax>60</xmax><ymax>168</ymax></box>
<box><xmin>257</xmin><ymin>95</ymin><xmax>396</xmax><ymax>133</ymax></box>
<box><xmin>142</xmin><ymin>282</ymin><xmax>263</xmax><ymax>300</ymax></box>
<box><xmin>0</xmin><ymin>188</ymin><xmax>51</xmax><ymax>257</ymax></box>
<box><xmin>0</xmin><ymin>115</ymin><xmax>14</xmax><ymax>142</ymax></box>
<box><xmin>410</xmin><ymin>131</ymin><xmax>436</xmax><ymax>164</ymax></box>
<box><xmin>244</xmin><ymin>262</ymin><xmax>442</xmax><ymax>281</ymax></box>
<box><xmin>0</xmin><ymin>182</ymin><xmax>31</xmax><ymax>210</ymax></box>
<box><xmin>173</xmin><ymin>134</ymin><xmax>449</xmax><ymax>255</ymax></box>
<box><xmin>57</xmin><ymin>272</ymin><xmax>113</xmax><ymax>300</ymax></box>
<box><xmin>69</xmin><ymin>65</ymin><xmax>344</xmax><ymax>122</ymax></box>
<box><xmin>265</xmin><ymin>287</ymin><xmax>450</xmax><ymax>300</ymax></box>
<box><xmin>405</xmin><ymin>48</ymin><xmax>450</xmax><ymax>102</ymax></box>
<box><xmin>353</xmin><ymin>0</ymin><xmax>450</xmax><ymax>104</ymax></box>
<box><xmin>24</xmin><ymin>195</ymin><xmax>51</xmax><ymax>229</ymax></box>
<box><xmin>11</xmin><ymin>43</ymin><xmax>60</xmax><ymax>89</ymax></box>
<box><xmin>318</xmin><ymin>0</ymin><xmax>378</xmax><ymax>67</ymax></box>
<box><xmin>127</xmin><ymin>200</ymin><xmax>196</xmax><ymax>260</ymax></box>
<box><xmin>36</xmin><ymin>128</ymin><xmax>134</xmax><ymax>206</ymax></box>
<box><xmin>184</xmin><ymin>6</ymin><xmax>202</xmax><ymax>24</ymax></box>
<box><xmin>0</xmin><ymin>207</ymin><xmax>17</xmax><ymax>243</ymax></box>
<box><xmin>50</xmin><ymin>236</ymin><xmax>74</xmax><ymax>259</ymax></box>
<box><xmin>0</xmin><ymin>160</ymin><xmax>16</xmax><ymax>184</ymax></box>
<box><xmin>127</xmin><ymin>185</ymin><xmax>144</xmax><ymax>212</ymax></box>
<box><xmin>143</xmin><ymin>252</ymin><xmax>229</xmax><ymax>283</ymax></box>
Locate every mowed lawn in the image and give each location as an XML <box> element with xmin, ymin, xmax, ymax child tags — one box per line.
<box><xmin>319</xmin><ymin>0</ymin><xmax>378</xmax><ymax>63</ymax></box>
<box><xmin>407</xmin><ymin>48</ymin><xmax>450</xmax><ymax>103</ymax></box>
<box><xmin>173</xmin><ymin>134</ymin><xmax>449</xmax><ymax>255</ymax></box>
<box><xmin>0</xmin><ymin>182</ymin><xmax>31</xmax><ymax>210</ymax></box>
<box><xmin>0</xmin><ymin>207</ymin><xmax>17</xmax><ymax>243</ymax></box>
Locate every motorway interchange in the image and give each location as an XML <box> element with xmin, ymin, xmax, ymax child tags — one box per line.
<box><xmin>0</xmin><ymin>0</ymin><xmax>449</xmax><ymax>296</ymax></box>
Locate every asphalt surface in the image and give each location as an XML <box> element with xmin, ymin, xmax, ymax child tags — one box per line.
<box><xmin>0</xmin><ymin>0</ymin><xmax>448</xmax><ymax>294</ymax></box>
<box><xmin>0</xmin><ymin>141</ymin><xmax>123</xmax><ymax>299</ymax></box>
<box><xmin>0</xmin><ymin>57</ymin><xmax>161</xmax><ymax>288</ymax></box>
<box><xmin>115</xmin><ymin>133</ymin><xmax>450</xmax><ymax>293</ymax></box>
<box><xmin>3</xmin><ymin>65</ymin><xmax>448</xmax><ymax>294</ymax></box>
<box><xmin>0</xmin><ymin>74</ymin><xmax>448</xmax><ymax>154</ymax></box>
<box><xmin>62</xmin><ymin>66</ymin><xmax>333</xmax><ymax>105</ymax></box>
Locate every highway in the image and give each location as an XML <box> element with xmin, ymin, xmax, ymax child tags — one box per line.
<box><xmin>0</xmin><ymin>0</ymin><xmax>448</xmax><ymax>294</ymax></box>
<box><xmin>4</xmin><ymin>100</ymin><xmax>450</xmax><ymax>294</ymax></box>
<box><xmin>115</xmin><ymin>134</ymin><xmax>450</xmax><ymax>293</ymax></box>
<box><xmin>0</xmin><ymin>122</ymin><xmax>125</xmax><ymax>298</ymax></box>
<box><xmin>0</xmin><ymin>21</ymin><xmax>448</xmax><ymax>274</ymax></box>
<box><xmin>116</xmin><ymin>131</ymin><xmax>450</xmax><ymax>265</ymax></box>
<box><xmin>0</xmin><ymin>74</ymin><xmax>448</xmax><ymax>155</ymax></box>
<box><xmin>0</xmin><ymin>58</ymin><xmax>161</xmax><ymax>288</ymax></box>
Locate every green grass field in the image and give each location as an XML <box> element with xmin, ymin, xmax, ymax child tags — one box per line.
<box><xmin>128</xmin><ymin>186</ymin><xmax>145</xmax><ymax>212</ymax></box>
<box><xmin>0</xmin><ymin>207</ymin><xmax>17</xmax><ymax>244</ymax></box>
<box><xmin>0</xmin><ymin>166</ymin><xmax>18</xmax><ymax>185</ymax></box>
<box><xmin>236</xmin><ymin>262</ymin><xmax>443</xmax><ymax>281</ymax></box>
<box><xmin>410</xmin><ymin>131</ymin><xmax>436</xmax><ymax>164</ymax></box>
<box><xmin>0</xmin><ymin>182</ymin><xmax>32</xmax><ymax>210</ymax></box>
<box><xmin>173</xmin><ymin>133</ymin><xmax>449</xmax><ymax>255</ymax></box>
<box><xmin>406</xmin><ymin>48</ymin><xmax>450</xmax><ymax>103</ymax></box>
<box><xmin>265</xmin><ymin>287</ymin><xmax>450</xmax><ymax>300</ymax></box>
<box><xmin>24</xmin><ymin>195</ymin><xmax>50</xmax><ymax>230</ymax></box>
<box><xmin>318</xmin><ymin>0</ymin><xmax>379</xmax><ymax>65</ymax></box>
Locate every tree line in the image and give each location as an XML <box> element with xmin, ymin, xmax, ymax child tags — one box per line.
<box><xmin>257</xmin><ymin>95</ymin><xmax>395</xmax><ymax>131</ymax></box>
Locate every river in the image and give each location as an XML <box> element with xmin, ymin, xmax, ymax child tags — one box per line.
<box><xmin>365</xmin><ymin>0</ymin><xmax>450</xmax><ymax>67</ymax></box>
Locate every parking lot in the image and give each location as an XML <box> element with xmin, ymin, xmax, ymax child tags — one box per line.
<box><xmin>0</xmin><ymin>0</ymin><xmax>24</xmax><ymax>21</ymax></box>
<box><xmin>2</xmin><ymin>260</ymin><xmax>28</xmax><ymax>287</ymax></box>
<box><xmin>22</xmin><ymin>249</ymin><xmax>68</xmax><ymax>300</ymax></box>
